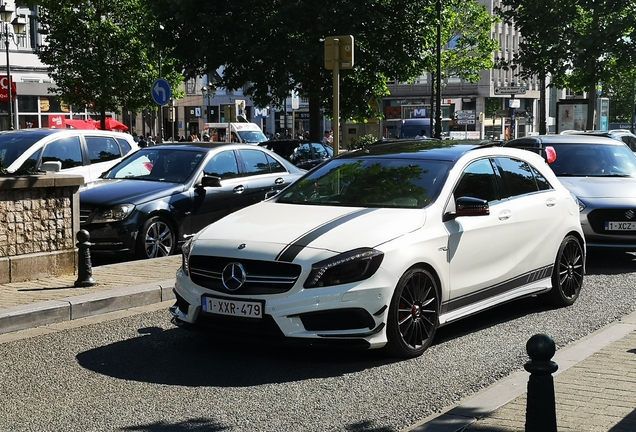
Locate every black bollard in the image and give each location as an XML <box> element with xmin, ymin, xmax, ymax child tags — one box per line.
<box><xmin>74</xmin><ymin>229</ymin><xmax>96</xmax><ymax>287</ymax></box>
<box><xmin>524</xmin><ymin>333</ymin><xmax>558</xmax><ymax>432</ymax></box>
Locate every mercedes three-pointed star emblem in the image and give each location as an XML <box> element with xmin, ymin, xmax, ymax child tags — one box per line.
<box><xmin>221</xmin><ymin>262</ymin><xmax>247</xmax><ymax>291</ymax></box>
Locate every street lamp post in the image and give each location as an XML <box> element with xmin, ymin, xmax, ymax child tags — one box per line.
<box><xmin>0</xmin><ymin>3</ymin><xmax>26</xmax><ymax>131</ymax></box>
<box><xmin>201</xmin><ymin>84</ymin><xmax>216</xmax><ymax>123</ymax></box>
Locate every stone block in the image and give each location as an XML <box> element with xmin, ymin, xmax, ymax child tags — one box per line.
<box><xmin>9</xmin><ymin>250</ymin><xmax>77</xmax><ymax>283</ymax></box>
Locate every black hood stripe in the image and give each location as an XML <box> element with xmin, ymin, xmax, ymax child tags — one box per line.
<box><xmin>276</xmin><ymin>208</ymin><xmax>377</xmax><ymax>262</ymax></box>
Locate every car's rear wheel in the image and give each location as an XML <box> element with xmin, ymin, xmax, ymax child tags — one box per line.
<box><xmin>546</xmin><ymin>235</ymin><xmax>584</xmax><ymax>306</ymax></box>
<box><xmin>385</xmin><ymin>267</ymin><xmax>439</xmax><ymax>359</ymax></box>
<box><xmin>136</xmin><ymin>215</ymin><xmax>175</xmax><ymax>259</ymax></box>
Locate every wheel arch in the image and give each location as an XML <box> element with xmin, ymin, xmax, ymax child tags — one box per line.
<box><xmin>134</xmin><ymin>210</ymin><xmax>182</xmax><ymax>254</ymax></box>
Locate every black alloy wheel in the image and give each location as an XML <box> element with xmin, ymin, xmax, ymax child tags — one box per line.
<box><xmin>386</xmin><ymin>267</ymin><xmax>440</xmax><ymax>359</ymax></box>
<box><xmin>546</xmin><ymin>234</ymin><xmax>584</xmax><ymax>307</ymax></box>
<box><xmin>136</xmin><ymin>215</ymin><xmax>175</xmax><ymax>259</ymax></box>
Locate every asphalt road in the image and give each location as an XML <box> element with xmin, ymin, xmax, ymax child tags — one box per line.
<box><xmin>0</xmin><ymin>251</ymin><xmax>634</xmax><ymax>432</ymax></box>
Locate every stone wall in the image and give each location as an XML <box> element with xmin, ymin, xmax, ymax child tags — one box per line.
<box><xmin>0</xmin><ymin>175</ymin><xmax>83</xmax><ymax>283</ymax></box>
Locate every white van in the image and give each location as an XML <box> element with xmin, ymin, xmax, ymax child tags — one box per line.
<box><xmin>203</xmin><ymin>122</ymin><xmax>267</xmax><ymax>144</ymax></box>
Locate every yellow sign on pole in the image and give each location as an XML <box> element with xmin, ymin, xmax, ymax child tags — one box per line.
<box><xmin>324</xmin><ymin>35</ymin><xmax>354</xmax><ymax>70</ymax></box>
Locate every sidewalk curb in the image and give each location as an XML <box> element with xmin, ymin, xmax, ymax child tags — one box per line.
<box><xmin>408</xmin><ymin>310</ymin><xmax>636</xmax><ymax>432</ymax></box>
<box><xmin>0</xmin><ymin>279</ymin><xmax>175</xmax><ymax>335</ymax></box>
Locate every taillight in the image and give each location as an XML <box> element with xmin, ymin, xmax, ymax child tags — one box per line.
<box><xmin>545</xmin><ymin>146</ymin><xmax>557</xmax><ymax>163</ymax></box>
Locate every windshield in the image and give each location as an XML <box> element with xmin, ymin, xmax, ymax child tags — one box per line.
<box><xmin>400</xmin><ymin>124</ymin><xmax>431</xmax><ymax>139</ymax></box>
<box><xmin>0</xmin><ymin>131</ymin><xmax>51</xmax><ymax>168</ymax></box>
<box><xmin>237</xmin><ymin>130</ymin><xmax>267</xmax><ymax>143</ymax></box>
<box><xmin>548</xmin><ymin>143</ymin><xmax>636</xmax><ymax>177</ymax></box>
<box><xmin>107</xmin><ymin>148</ymin><xmax>206</xmax><ymax>183</ymax></box>
<box><xmin>277</xmin><ymin>157</ymin><xmax>450</xmax><ymax>208</ymax></box>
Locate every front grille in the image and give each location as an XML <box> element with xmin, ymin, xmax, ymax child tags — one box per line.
<box><xmin>189</xmin><ymin>255</ymin><xmax>302</xmax><ymax>295</ymax></box>
<box><xmin>588</xmin><ymin>208</ymin><xmax>636</xmax><ymax>235</ymax></box>
<box><xmin>79</xmin><ymin>207</ymin><xmax>92</xmax><ymax>224</ymax></box>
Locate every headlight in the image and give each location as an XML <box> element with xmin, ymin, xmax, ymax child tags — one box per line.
<box><xmin>572</xmin><ymin>193</ymin><xmax>586</xmax><ymax>212</ymax></box>
<box><xmin>181</xmin><ymin>236</ymin><xmax>193</xmax><ymax>276</ymax></box>
<box><xmin>91</xmin><ymin>204</ymin><xmax>135</xmax><ymax>223</ymax></box>
<box><xmin>304</xmin><ymin>248</ymin><xmax>384</xmax><ymax>288</ymax></box>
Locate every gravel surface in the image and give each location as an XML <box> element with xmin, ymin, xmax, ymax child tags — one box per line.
<box><xmin>0</xmin><ymin>255</ymin><xmax>634</xmax><ymax>432</ymax></box>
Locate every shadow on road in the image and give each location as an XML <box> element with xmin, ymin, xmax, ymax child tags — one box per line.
<box><xmin>76</xmin><ymin>325</ymin><xmax>397</xmax><ymax>387</ymax></box>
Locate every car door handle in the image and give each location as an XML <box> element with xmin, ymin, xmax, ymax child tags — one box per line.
<box><xmin>546</xmin><ymin>197</ymin><xmax>557</xmax><ymax>207</ymax></box>
<box><xmin>274</xmin><ymin>177</ymin><xmax>285</xmax><ymax>185</ymax></box>
<box><xmin>498</xmin><ymin>209</ymin><xmax>512</xmax><ymax>221</ymax></box>
<box><xmin>233</xmin><ymin>185</ymin><xmax>245</xmax><ymax>194</ymax></box>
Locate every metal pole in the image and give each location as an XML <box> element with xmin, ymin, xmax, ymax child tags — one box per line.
<box><xmin>159</xmin><ymin>52</ymin><xmax>163</xmax><ymax>142</ymax></box>
<box><xmin>435</xmin><ymin>0</ymin><xmax>442</xmax><ymax>139</ymax></box>
<box><xmin>5</xmin><ymin>23</ymin><xmax>13</xmax><ymax>130</ymax></box>
<box><xmin>333</xmin><ymin>38</ymin><xmax>340</xmax><ymax>156</ymax></box>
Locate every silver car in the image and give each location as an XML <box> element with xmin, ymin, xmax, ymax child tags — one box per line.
<box><xmin>505</xmin><ymin>134</ymin><xmax>636</xmax><ymax>250</ymax></box>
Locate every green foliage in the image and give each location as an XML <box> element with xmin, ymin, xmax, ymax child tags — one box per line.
<box><xmin>602</xmin><ymin>69</ymin><xmax>636</xmax><ymax>124</ymax></box>
<box><xmin>349</xmin><ymin>133</ymin><xmax>378</xmax><ymax>150</ymax></box>
<box><xmin>35</xmin><ymin>0</ymin><xmax>183</xmax><ymax>124</ymax></box>
<box><xmin>147</xmin><ymin>0</ymin><xmax>496</xmax><ymax>136</ymax></box>
<box><xmin>495</xmin><ymin>0</ymin><xmax>636</xmax><ymax>128</ymax></box>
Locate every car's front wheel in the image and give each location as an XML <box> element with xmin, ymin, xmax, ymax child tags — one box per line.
<box><xmin>135</xmin><ymin>215</ymin><xmax>175</xmax><ymax>259</ymax></box>
<box><xmin>546</xmin><ymin>234</ymin><xmax>584</xmax><ymax>306</ymax></box>
<box><xmin>385</xmin><ymin>267</ymin><xmax>440</xmax><ymax>359</ymax></box>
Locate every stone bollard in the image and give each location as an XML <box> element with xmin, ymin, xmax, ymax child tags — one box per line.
<box><xmin>74</xmin><ymin>229</ymin><xmax>96</xmax><ymax>287</ymax></box>
<box><xmin>524</xmin><ymin>333</ymin><xmax>558</xmax><ymax>432</ymax></box>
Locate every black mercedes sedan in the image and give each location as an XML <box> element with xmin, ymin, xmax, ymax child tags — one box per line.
<box><xmin>258</xmin><ymin>139</ymin><xmax>333</xmax><ymax>170</ymax></box>
<box><xmin>79</xmin><ymin>142</ymin><xmax>305</xmax><ymax>259</ymax></box>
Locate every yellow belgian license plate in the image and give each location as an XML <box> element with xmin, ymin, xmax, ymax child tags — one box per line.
<box><xmin>202</xmin><ymin>296</ymin><xmax>263</xmax><ymax>319</ymax></box>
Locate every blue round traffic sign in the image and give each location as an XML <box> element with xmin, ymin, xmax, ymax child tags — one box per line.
<box><xmin>152</xmin><ymin>78</ymin><xmax>171</xmax><ymax>105</ymax></box>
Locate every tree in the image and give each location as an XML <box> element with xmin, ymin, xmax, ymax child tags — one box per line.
<box><xmin>148</xmin><ymin>0</ymin><xmax>496</xmax><ymax>141</ymax></box>
<box><xmin>31</xmin><ymin>0</ymin><xmax>183</xmax><ymax>131</ymax></box>
<box><xmin>496</xmin><ymin>0</ymin><xmax>636</xmax><ymax>130</ymax></box>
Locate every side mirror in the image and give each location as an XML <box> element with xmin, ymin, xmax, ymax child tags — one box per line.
<box><xmin>198</xmin><ymin>175</ymin><xmax>222</xmax><ymax>188</ymax></box>
<box><xmin>443</xmin><ymin>196</ymin><xmax>489</xmax><ymax>221</ymax></box>
<box><xmin>40</xmin><ymin>161</ymin><xmax>62</xmax><ymax>173</ymax></box>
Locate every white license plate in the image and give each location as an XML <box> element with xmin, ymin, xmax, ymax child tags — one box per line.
<box><xmin>202</xmin><ymin>296</ymin><xmax>263</xmax><ymax>319</ymax></box>
<box><xmin>605</xmin><ymin>221</ymin><xmax>636</xmax><ymax>231</ymax></box>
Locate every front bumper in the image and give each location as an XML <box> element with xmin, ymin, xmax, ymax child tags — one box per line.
<box><xmin>170</xmin><ymin>267</ymin><xmax>398</xmax><ymax>350</ymax></box>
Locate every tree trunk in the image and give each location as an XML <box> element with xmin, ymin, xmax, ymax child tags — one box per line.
<box><xmin>308</xmin><ymin>96</ymin><xmax>322</xmax><ymax>142</ymax></box>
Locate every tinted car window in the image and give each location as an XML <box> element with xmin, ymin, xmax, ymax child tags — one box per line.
<box><xmin>278</xmin><ymin>158</ymin><xmax>450</xmax><ymax>208</ymax></box>
<box><xmin>203</xmin><ymin>151</ymin><xmax>240</xmax><ymax>179</ymax></box>
<box><xmin>619</xmin><ymin>135</ymin><xmax>636</xmax><ymax>152</ymax></box>
<box><xmin>42</xmin><ymin>137</ymin><xmax>83</xmax><ymax>169</ymax></box>
<box><xmin>240</xmin><ymin>149</ymin><xmax>272</xmax><ymax>175</ymax></box>
<box><xmin>116</xmin><ymin>138</ymin><xmax>132</xmax><ymax>154</ymax></box>
<box><xmin>0</xmin><ymin>131</ymin><xmax>49</xmax><ymax>166</ymax></box>
<box><xmin>496</xmin><ymin>157</ymin><xmax>538</xmax><ymax>198</ymax></box>
<box><xmin>530</xmin><ymin>165</ymin><xmax>552</xmax><ymax>190</ymax></box>
<box><xmin>454</xmin><ymin>159</ymin><xmax>498</xmax><ymax>202</ymax></box>
<box><xmin>266</xmin><ymin>153</ymin><xmax>286</xmax><ymax>173</ymax></box>
<box><xmin>86</xmin><ymin>136</ymin><xmax>121</xmax><ymax>163</ymax></box>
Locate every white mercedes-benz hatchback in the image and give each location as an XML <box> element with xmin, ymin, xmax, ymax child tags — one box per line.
<box><xmin>171</xmin><ymin>139</ymin><xmax>585</xmax><ymax>358</ymax></box>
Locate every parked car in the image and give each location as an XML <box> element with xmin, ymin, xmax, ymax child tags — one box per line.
<box><xmin>561</xmin><ymin>129</ymin><xmax>636</xmax><ymax>152</ymax></box>
<box><xmin>259</xmin><ymin>140</ymin><xmax>333</xmax><ymax>170</ymax></box>
<box><xmin>504</xmin><ymin>134</ymin><xmax>636</xmax><ymax>250</ymax></box>
<box><xmin>170</xmin><ymin>139</ymin><xmax>585</xmax><ymax>359</ymax></box>
<box><xmin>0</xmin><ymin>128</ymin><xmax>138</xmax><ymax>184</ymax></box>
<box><xmin>79</xmin><ymin>142</ymin><xmax>305</xmax><ymax>259</ymax></box>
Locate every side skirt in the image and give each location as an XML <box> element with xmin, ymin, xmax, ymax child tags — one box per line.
<box><xmin>439</xmin><ymin>265</ymin><xmax>553</xmax><ymax>325</ymax></box>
